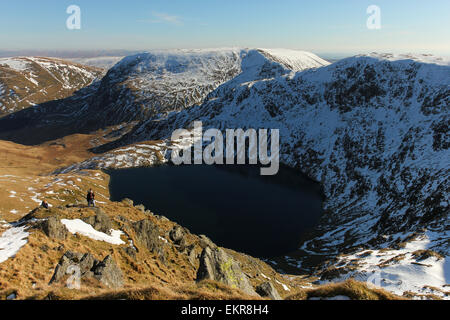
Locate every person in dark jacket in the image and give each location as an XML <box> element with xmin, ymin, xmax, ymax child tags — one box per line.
<box><xmin>41</xmin><ymin>200</ymin><xmax>49</xmax><ymax>209</ymax></box>
<box><xmin>87</xmin><ymin>189</ymin><xmax>95</xmax><ymax>207</ymax></box>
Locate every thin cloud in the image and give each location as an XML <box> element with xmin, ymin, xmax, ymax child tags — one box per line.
<box><xmin>139</xmin><ymin>12</ymin><xmax>183</xmax><ymax>26</ymax></box>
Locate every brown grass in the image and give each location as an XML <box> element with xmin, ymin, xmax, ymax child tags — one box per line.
<box><xmin>286</xmin><ymin>279</ymin><xmax>404</xmax><ymax>300</ymax></box>
<box><xmin>411</xmin><ymin>250</ymin><xmax>444</xmax><ymax>261</ymax></box>
<box><xmin>77</xmin><ymin>280</ymin><xmax>261</xmax><ymax>301</ymax></box>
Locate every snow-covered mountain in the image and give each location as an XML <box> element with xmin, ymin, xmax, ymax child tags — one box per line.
<box><xmin>0</xmin><ymin>49</ymin><xmax>448</xmax><ymax>298</ymax></box>
<box><xmin>85</xmin><ymin>48</ymin><xmax>330</xmax><ymax>128</ymax></box>
<box><xmin>89</xmin><ymin>52</ymin><xmax>449</xmax><ymax>294</ymax></box>
<box><xmin>0</xmin><ymin>48</ymin><xmax>329</xmax><ymax>143</ymax></box>
<box><xmin>0</xmin><ymin>57</ymin><xmax>102</xmax><ymax>117</ymax></box>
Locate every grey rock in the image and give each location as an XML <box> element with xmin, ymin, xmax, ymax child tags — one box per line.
<box><xmin>187</xmin><ymin>244</ymin><xmax>198</xmax><ymax>265</ymax></box>
<box><xmin>92</xmin><ymin>256</ymin><xmax>124</xmax><ymax>288</ymax></box>
<box><xmin>82</xmin><ymin>208</ymin><xmax>113</xmax><ymax>233</ymax></box>
<box><xmin>169</xmin><ymin>225</ymin><xmax>185</xmax><ymax>245</ymax></box>
<box><xmin>49</xmin><ymin>251</ymin><xmax>93</xmax><ymax>284</ymax></box>
<box><xmin>196</xmin><ymin>247</ymin><xmax>256</xmax><ymax>296</ymax></box>
<box><xmin>198</xmin><ymin>235</ymin><xmax>217</xmax><ymax>249</ymax></box>
<box><xmin>132</xmin><ymin>219</ymin><xmax>165</xmax><ymax>263</ymax></box>
<box><xmin>49</xmin><ymin>251</ymin><xmax>123</xmax><ymax>289</ymax></box>
<box><xmin>39</xmin><ymin>217</ymin><xmax>68</xmax><ymax>240</ymax></box>
<box><xmin>256</xmin><ymin>282</ymin><xmax>282</xmax><ymax>300</ymax></box>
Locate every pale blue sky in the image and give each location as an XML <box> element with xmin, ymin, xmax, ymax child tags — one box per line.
<box><xmin>0</xmin><ymin>0</ymin><xmax>449</xmax><ymax>55</ymax></box>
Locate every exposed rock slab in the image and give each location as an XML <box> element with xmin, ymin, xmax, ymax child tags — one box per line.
<box><xmin>49</xmin><ymin>251</ymin><xmax>123</xmax><ymax>289</ymax></box>
<box><xmin>196</xmin><ymin>247</ymin><xmax>256</xmax><ymax>296</ymax></box>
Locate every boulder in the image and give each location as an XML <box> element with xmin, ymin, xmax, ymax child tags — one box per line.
<box><xmin>92</xmin><ymin>256</ymin><xmax>124</xmax><ymax>288</ymax></box>
<box><xmin>131</xmin><ymin>219</ymin><xmax>165</xmax><ymax>263</ymax></box>
<box><xmin>82</xmin><ymin>208</ymin><xmax>113</xmax><ymax>233</ymax></box>
<box><xmin>186</xmin><ymin>244</ymin><xmax>198</xmax><ymax>265</ymax></box>
<box><xmin>169</xmin><ymin>225</ymin><xmax>185</xmax><ymax>245</ymax></box>
<box><xmin>49</xmin><ymin>251</ymin><xmax>96</xmax><ymax>284</ymax></box>
<box><xmin>49</xmin><ymin>251</ymin><xmax>123</xmax><ymax>289</ymax></box>
<box><xmin>198</xmin><ymin>235</ymin><xmax>217</xmax><ymax>249</ymax></box>
<box><xmin>196</xmin><ymin>247</ymin><xmax>256</xmax><ymax>296</ymax></box>
<box><xmin>256</xmin><ymin>282</ymin><xmax>282</xmax><ymax>300</ymax></box>
<box><xmin>39</xmin><ymin>217</ymin><xmax>68</xmax><ymax>240</ymax></box>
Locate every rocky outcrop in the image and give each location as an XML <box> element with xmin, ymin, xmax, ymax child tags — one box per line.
<box><xmin>196</xmin><ymin>247</ymin><xmax>256</xmax><ymax>296</ymax></box>
<box><xmin>49</xmin><ymin>251</ymin><xmax>123</xmax><ymax>289</ymax></box>
<box><xmin>256</xmin><ymin>282</ymin><xmax>282</xmax><ymax>300</ymax></box>
<box><xmin>134</xmin><ymin>204</ymin><xmax>145</xmax><ymax>212</ymax></box>
<box><xmin>131</xmin><ymin>219</ymin><xmax>165</xmax><ymax>263</ymax></box>
<box><xmin>38</xmin><ymin>217</ymin><xmax>68</xmax><ymax>240</ymax></box>
<box><xmin>82</xmin><ymin>208</ymin><xmax>113</xmax><ymax>233</ymax></box>
<box><xmin>198</xmin><ymin>235</ymin><xmax>217</xmax><ymax>249</ymax></box>
<box><xmin>92</xmin><ymin>256</ymin><xmax>124</xmax><ymax>288</ymax></box>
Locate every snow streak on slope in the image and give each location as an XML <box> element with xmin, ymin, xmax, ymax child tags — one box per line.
<box><xmin>0</xmin><ymin>223</ymin><xmax>29</xmax><ymax>264</ymax></box>
<box><xmin>259</xmin><ymin>48</ymin><xmax>331</xmax><ymax>71</ymax></box>
<box><xmin>0</xmin><ymin>57</ymin><xmax>102</xmax><ymax>116</ymax></box>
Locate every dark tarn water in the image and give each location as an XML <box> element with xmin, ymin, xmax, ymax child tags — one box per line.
<box><xmin>107</xmin><ymin>165</ymin><xmax>323</xmax><ymax>259</ymax></box>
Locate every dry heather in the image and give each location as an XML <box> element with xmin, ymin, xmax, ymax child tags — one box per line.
<box><xmin>286</xmin><ymin>279</ymin><xmax>403</xmax><ymax>300</ymax></box>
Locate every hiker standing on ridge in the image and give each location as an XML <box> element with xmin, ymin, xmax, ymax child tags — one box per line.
<box><xmin>41</xmin><ymin>200</ymin><xmax>49</xmax><ymax>209</ymax></box>
<box><xmin>87</xmin><ymin>189</ymin><xmax>95</xmax><ymax>207</ymax></box>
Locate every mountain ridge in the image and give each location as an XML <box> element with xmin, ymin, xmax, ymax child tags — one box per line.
<box><xmin>0</xmin><ymin>56</ymin><xmax>102</xmax><ymax>117</ymax></box>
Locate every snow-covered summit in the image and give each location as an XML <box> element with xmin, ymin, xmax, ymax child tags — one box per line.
<box><xmin>362</xmin><ymin>52</ymin><xmax>450</xmax><ymax>66</ymax></box>
<box><xmin>83</xmin><ymin>48</ymin><xmax>329</xmax><ymax>127</ymax></box>
<box><xmin>258</xmin><ymin>48</ymin><xmax>330</xmax><ymax>71</ymax></box>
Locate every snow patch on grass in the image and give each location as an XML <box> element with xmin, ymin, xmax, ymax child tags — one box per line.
<box><xmin>0</xmin><ymin>225</ymin><xmax>29</xmax><ymax>263</ymax></box>
<box><xmin>61</xmin><ymin>219</ymin><xmax>125</xmax><ymax>245</ymax></box>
